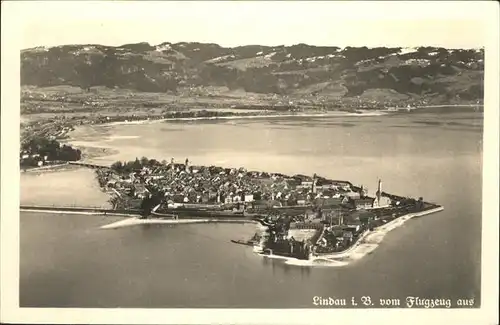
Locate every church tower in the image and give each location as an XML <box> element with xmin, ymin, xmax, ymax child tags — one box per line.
<box><xmin>376</xmin><ymin>179</ymin><xmax>382</xmax><ymax>206</ymax></box>
<box><xmin>169</xmin><ymin>157</ymin><xmax>175</xmax><ymax>174</ymax></box>
<box><xmin>312</xmin><ymin>173</ymin><xmax>317</xmax><ymax>194</ymax></box>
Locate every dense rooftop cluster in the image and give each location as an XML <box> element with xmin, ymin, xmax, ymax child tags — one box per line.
<box><xmin>92</xmin><ymin>157</ymin><xmax>439</xmax><ymax>259</ymax></box>
<box><xmin>98</xmin><ymin>157</ymin><xmax>389</xmax><ymax>213</ymax></box>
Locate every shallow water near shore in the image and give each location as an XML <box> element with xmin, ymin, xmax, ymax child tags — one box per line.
<box><xmin>20</xmin><ymin>111</ymin><xmax>482</xmax><ymax>308</ymax></box>
<box><xmin>21</xmin><ymin>166</ymin><xmax>111</xmax><ymax>208</ymax></box>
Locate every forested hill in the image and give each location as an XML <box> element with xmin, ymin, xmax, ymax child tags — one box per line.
<box><xmin>21</xmin><ymin>43</ymin><xmax>484</xmax><ymax>102</ymax></box>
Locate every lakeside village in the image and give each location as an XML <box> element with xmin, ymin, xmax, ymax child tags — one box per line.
<box><xmin>92</xmin><ymin>156</ymin><xmax>441</xmax><ymax>260</ymax></box>
<box><xmin>19</xmin><ymin>107</ymin><xmax>374</xmax><ymax>146</ymax></box>
<box><xmin>21</xmin><ymin>87</ymin><xmax>472</xmax><ymax>145</ymax></box>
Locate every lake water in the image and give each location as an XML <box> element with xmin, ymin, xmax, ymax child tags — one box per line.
<box><xmin>21</xmin><ymin>167</ymin><xmax>111</xmax><ymax>208</ymax></box>
<box><xmin>20</xmin><ymin>111</ymin><xmax>483</xmax><ymax>308</ymax></box>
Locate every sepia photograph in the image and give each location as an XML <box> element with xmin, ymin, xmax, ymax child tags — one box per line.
<box><xmin>1</xmin><ymin>1</ymin><xmax>498</xmax><ymax>324</ymax></box>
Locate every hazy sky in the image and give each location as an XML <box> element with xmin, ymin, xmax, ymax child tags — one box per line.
<box><xmin>2</xmin><ymin>1</ymin><xmax>496</xmax><ymax>49</ymax></box>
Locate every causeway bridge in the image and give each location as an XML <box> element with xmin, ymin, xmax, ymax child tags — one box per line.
<box><xmin>69</xmin><ymin>161</ymin><xmax>111</xmax><ymax>169</ymax></box>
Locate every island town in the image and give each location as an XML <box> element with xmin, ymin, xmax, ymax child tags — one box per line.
<box><xmin>80</xmin><ymin>156</ymin><xmax>442</xmax><ymax>260</ymax></box>
<box><xmin>19</xmin><ymin>129</ymin><xmax>443</xmax><ymax>261</ymax></box>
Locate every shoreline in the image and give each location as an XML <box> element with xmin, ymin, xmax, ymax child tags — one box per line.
<box><xmin>104</xmin><ymin>110</ymin><xmax>390</xmax><ymax>125</ymax></box>
<box><xmin>55</xmin><ymin>103</ymin><xmax>482</xmax><ymax>163</ymax></box>
<box><xmin>23</xmin><ymin>103</ymin><xmax>482</xmax><ymax>165</ymax></box>
<box><xmin>21</xmin><ymin>163</ymin><xmax>77</xmax><ymax>174</ymax></box>
<box><xmin>77</xmin><ymin>104</ymin><xmax>484</xmax><ymax>127</ymax></box>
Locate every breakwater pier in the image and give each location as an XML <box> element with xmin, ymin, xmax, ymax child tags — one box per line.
<box><xmin>20</xmin><ymin>205</ymin><xmax>142</xmax><ymax>216</ymax></box>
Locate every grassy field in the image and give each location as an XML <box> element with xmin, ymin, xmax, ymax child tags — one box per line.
<box><xmin>21</xmin><ymin>85</ymin><xmax>287</xmax><ymax>116</ymax></box>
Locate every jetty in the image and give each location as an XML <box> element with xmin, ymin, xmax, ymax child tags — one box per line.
<box><xmin>20</xmin><ymin>205</ymin><xmax>142</xmax><ymax>216</ymax></box>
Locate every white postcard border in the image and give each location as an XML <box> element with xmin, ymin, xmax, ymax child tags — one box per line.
<box><xmin>1</xmin><ymin>1</ymin><xmax>498</xmax><ymax>324</ymax></box>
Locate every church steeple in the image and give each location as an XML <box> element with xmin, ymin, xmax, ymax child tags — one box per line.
<box><xmin>312</xmin><ymin>173</ymin><xmax>317</xmax><ymax>194</ymax></box>
<box><xmin>376</xmin><ymin>179</ymin><xmax>382</xmax><ymax>204</ymax></box>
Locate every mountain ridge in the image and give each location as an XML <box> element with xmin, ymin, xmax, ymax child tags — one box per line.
<box><xmin>21</xmin><ymin>42</ymin><xmax>484</xmax><ymax>104</ymax></box>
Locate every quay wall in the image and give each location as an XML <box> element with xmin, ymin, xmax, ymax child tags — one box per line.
<box><xmin>151</xmin><ymin>210</ymin><xmax>252</xmax><ymax>221</ymax></box>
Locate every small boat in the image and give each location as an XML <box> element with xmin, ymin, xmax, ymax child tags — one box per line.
<box><xmin>263</xmin><ymin>248</ymin><xmax>273</xmax><ymax>255</ymax></box>
<box><xmin>231</xmin><ymin>239</ymin><xmax>253</xmax><ymax>246</ymax></box>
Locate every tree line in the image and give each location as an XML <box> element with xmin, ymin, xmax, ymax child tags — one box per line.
<box><xmin>110</xmin><ymin>156</ymin><xmax>164</xmax><ymax>174</ymax></box>
<box><xmin>20</xmin><ymin>136</ymin><xmax>81</xmax><ymax>167</ymax></box>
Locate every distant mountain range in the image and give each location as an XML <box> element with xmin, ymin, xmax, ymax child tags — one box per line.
<box><xmin>21</xmin><ymin>42</ymin><xmax>484</xmax><ymax>102</ymax></box>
